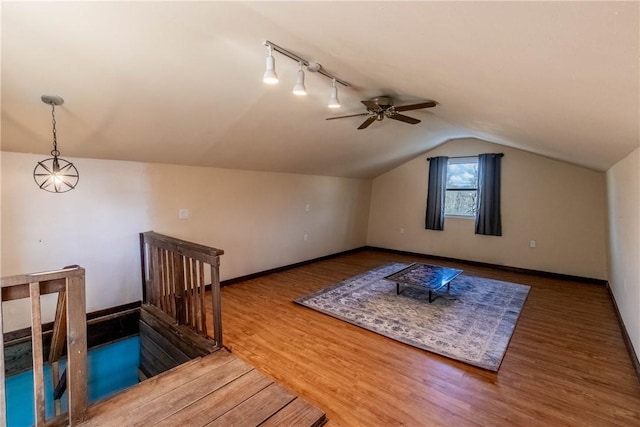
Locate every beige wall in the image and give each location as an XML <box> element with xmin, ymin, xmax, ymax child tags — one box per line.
<box><xmin>143</xmin><ymin>162</ymin><xmax>371</xmax><ymax>279</ymax></box>
<box><xmin>1</xmin><ymin>152</ymin><xmax>151</xmax><ymax>332</ymax></box>
<box><xmin>367</xmin><ymin>138</ymin><xmax>608</xmax><ymax>280</ymax></box>
<box><xmin>1</xmin><ymin>152</ymin><xmax>371</xmax><ymax>331</ymax></box>
<box><xmin>606</xmin><ymin>147</ymin><xmax>639</xmax><ymax>357</ymax></box>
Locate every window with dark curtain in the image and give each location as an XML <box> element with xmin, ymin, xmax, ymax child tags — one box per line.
<box><xmin>425</xmin><ymin>156</ymin><xmax>449</xmax><ymax>230</ymax></box>
<box><xmin>475</xmin><ymin>153</ymin><xmax>503</xmax><ymax>236</ymax></box>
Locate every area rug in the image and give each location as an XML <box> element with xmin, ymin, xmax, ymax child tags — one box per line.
<box><xmin>294</xmin><ymin>263</ymin><xmax>530</xmax><ymax>371</ymax></box>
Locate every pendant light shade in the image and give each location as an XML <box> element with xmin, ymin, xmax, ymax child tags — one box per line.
<box><xmin>263</xmin><ymin>46</ymin><xmax>278</xmax><ymax>84</ymax></box>
<box><xmin>33</xmin><ymin>95</ymin><xmax>79</xmax><ymax>193</ymax></box>
<box><xmin>292</xmin><ymin>63</ymin><xmax>307</xmax><ymax>95</ymax></box>
<box><xmin>328</xmin><ymin>79</ymin><xmax>340</xmax><ymax>108</ymax></box>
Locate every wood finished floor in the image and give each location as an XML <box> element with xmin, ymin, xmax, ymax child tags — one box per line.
<box><xmin>210</xmin><ymin>249</ymin><xmax>640</xmax><ymax>427</ymax></box>
<box><xmin>79</xmin><ymin>349</ymin><xmax>325</xmax><ymax>427</ymax></box>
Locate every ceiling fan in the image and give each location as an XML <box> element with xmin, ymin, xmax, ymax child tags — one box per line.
<box><xmin>326</xmin><ymin>96</ymin><xmax>437</xmax><ymax>129</ymax></box>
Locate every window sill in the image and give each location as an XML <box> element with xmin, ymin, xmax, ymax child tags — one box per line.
<box><xmin>445</xmin><ymin>215</ymin><xmax>475</xmax><ymax>220</ymax></box>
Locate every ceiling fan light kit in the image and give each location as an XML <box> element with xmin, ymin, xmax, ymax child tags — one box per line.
<box><xmin>326</xmin><ymin>96</ymin><xmax>437</xmax><ymax>129</ymax></box>
<box><xmin>262</xmin><ymin>41</ymin><xmax>347</xmax><ymax>108</ymax></box>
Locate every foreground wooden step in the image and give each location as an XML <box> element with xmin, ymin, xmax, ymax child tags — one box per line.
<box><xmin>79</xmin><ymin>349</ymin><xmax>326</xmax><ymax>427</ymax></box>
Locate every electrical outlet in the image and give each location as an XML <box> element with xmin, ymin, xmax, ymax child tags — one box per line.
<box><xmin>303</xmin><ymin>234</ymin><xmax>308</xmax><ymax>241</ymax></box>
<box><xmin>529</xmin><ymin>240</ymin><xmax>536</xmax><ymax>248</ymax></box>
<box><xmin>305</xmin><ymin>204</ymin><xmax>311</xmax><ymax>212</ymax></box>
<box><xmin>179</xmin><ymin>208</ymin><xmax>189</xmax><ymax>219</ymax></box>
<box><xmin>399</xmin><ymin>227</ymin><xmax>405</xmax><ymax>234</ymax></box>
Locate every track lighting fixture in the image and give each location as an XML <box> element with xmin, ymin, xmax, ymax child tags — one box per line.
<box><xmin>292</xmin><ymin>62</ymin><xmax>307</xmax><ymax>96</ymax></box>
<box><xmin>33</xmin><ymin>95</ymin><xmax>79</xmax><ymax>193</ymax></box>
<box><xmin>263</xmin><ymin>45</ymin><xmax>278</xmax><ymax>84</ymax></box>
<box><xmin>262</xmin><ymin>40</ymin><xmax>348</xmax><ymax>108</ymax></box>
<box><xmin>328</xmin><ymin>79</ymin><xmax>340</xmax><ymax>109</ymax></box>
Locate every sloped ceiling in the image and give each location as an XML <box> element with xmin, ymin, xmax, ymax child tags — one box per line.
<box><xmin>2</xmin><ymin>2</ymin><xmax>638</xmax><ymax>178</ymax></box>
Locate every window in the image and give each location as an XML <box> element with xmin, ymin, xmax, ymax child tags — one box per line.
<box><xmin>445</xmin><ymin>157</ymin><xmax>478</xmax><ymax>217</ymax></box>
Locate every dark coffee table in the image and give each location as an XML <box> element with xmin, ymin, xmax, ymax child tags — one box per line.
<box><xmin>385</xmin><ymin>263</ymin><xmax>463</xmax><ymax>303</ymax></box>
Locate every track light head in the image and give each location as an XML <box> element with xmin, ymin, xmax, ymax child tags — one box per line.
<box><xmin>262</xmin><ymin>41</ymin><xmax>347</xmax><ymax>107</ymax></box>
<box><xmin>328</xmin><ymin>79</ymin><xmax>340</xmax><ymax>108</ymax></box>
<box><xmin>292</xmin><ymin>63</ymin><xmax>307</xmax><ymax>95</ymax></box>
<box><xmin>263</xmin><ymin>45</ymin><xmax>278</xmax><ymax>84</ymax></box>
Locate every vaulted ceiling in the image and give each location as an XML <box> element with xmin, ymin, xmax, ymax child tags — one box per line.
<box><xmin>2</xmin><ymin>2</ymin><xmax>638</xmax><ymax>178</ymax></box>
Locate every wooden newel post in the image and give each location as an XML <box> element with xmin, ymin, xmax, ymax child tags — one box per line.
<box><xmin>66</xmin><ymin>273</ymin><xmax>88</xmax><ymax>425</ymax></box>
<box><xmin>29</xmin><ymin>282</ymin><xmax>46</xmax><ymax>426</ymax></box>
<box><xmin>0</xmin><ymin>287</ymin><xmax>5</xmax><ymax>427</ymax></box>
<box><xmin>211</xmin><ymin>256</ymin><xmax>223</xmax><ymax>347</ymax></box>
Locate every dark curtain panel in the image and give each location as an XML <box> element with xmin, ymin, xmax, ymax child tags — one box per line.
<box><xmin>425</xmin><ymin>156</ymin><xmax>449</xmax><ymax>230</ymax></box>
<box><xmin>475</xmin><ymin>153</ymin><xmax>503</xmax><ymax>236</ymax></box>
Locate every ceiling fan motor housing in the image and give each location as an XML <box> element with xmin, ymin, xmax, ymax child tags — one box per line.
<box><xmin>369</xmin><ymin>96</ymin><xmax>393</xmax><ymax>109</ymax></box>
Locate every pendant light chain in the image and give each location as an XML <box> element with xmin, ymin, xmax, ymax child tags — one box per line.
<box><xmin>51</xmin><ymin>103</ymin><xmax>60</xmax><ymax>157</ymax></box>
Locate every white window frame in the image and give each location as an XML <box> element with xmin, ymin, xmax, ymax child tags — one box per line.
<box><xmin>445</xmin><ymin>156</ymin><xmax>478</xmax><ymax>218</ymax></box>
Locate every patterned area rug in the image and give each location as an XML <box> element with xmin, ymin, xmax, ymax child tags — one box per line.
<box><xmin>295</xmin><ymin>263</ymin><xmax>530</xmax><ymax>371</ymax></box>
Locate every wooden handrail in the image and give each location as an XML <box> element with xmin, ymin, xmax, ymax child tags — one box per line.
<box><xmin>140</xmin><ymin>232</ymin><xmax>224</xmax><ymax>347</ymax></box>
<box><xmin>1</xmin><ymin>267</ymin><xmax>85</xmax><ymax>289</ymax></box>
<box><xmin>1</xmin><ymin>266</ymin><xmax>87</xmax><ymax>426</ymax></box>
<box><xmin>141</xmin><ymin>232</ymin><xmax>223</xmax><ymax>262</ymax></box>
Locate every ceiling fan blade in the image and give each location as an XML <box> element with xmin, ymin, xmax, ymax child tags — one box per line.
<box><xmin>394</xmin><ymin>101</ymin><xmax>437</xmax><ymax>112</ymax></box>
<box><xmin>388</xmin><ymin>114</ymin><xmax>421</xmax><ymax>125</ymax></box>
<box><xmin>358</xmin><ymin>117</ymin><xmax>377</xmax><ymax>129</ymax></box>
<box><xmin>361</xmin><ymin>100</ymin><xmax>379</xmax><ymax>111</ymax></box>
<box><xmin>326</xmin><ymin>113</ymin><xmax>371</xmax><ymax>120</ymax></box>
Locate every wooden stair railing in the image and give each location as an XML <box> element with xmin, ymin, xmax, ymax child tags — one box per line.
<box><xmin>139</xmin><ymin>232</ymin><xmax>225</xmax><ymax>347</ymax></box>
<box><xmin>1</xmin><ymin>266</ymin><xmax>87</xmax><ymax>427</ymax></box>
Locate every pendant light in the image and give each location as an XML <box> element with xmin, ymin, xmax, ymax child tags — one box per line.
<box><xmin>292</xmin><ymin>62</ymin><xmax>307</xmax><ymax>95</ymax></box>
<box><xmin>263</xmin><ymin>45</ymin><xmax>278</xmax><ymax>84</ymax></box>
<box><xmin>328</xmin><ymin>79</ymin><xmax>341</xmax><ymax>108</ymax></box>
<box><xmin>33</xmin><ymin>95</ymin><xmax>79</xmax><ymax>193</ymax></box>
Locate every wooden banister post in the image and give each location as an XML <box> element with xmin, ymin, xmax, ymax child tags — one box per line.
<box><xmin>29</xmin><ymin>282</ymin><xmax>46</xmax><ymax>426</ymax></box>
<box><xmin>66</xmin><ymin>273</ymin><xmax>87</xmax><ymax>425</ymax></box>
<box><xmin>140</xmin><ymin>232</ymin><xmax>148</xmax><ymax>303</ymax></box>
<box><xmin>211</xmin><ymin>257</ymin><xmax>223</xmax><ymax>347</ymax></box>
<box><xmin>0</xmin><ymin>288</ymin><xmax>6</xmax><ymax>427</ymax></box>
<box><xmin>173</xmin><ymin>253</ymin><xmax>185</xmax><ymax>325</ymax></box>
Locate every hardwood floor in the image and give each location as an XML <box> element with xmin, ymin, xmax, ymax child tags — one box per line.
<box><xmin>79</xmin><ymin>349</ymin><xmax>325</xmax><ymax>427</ymax></box>
<box><xmin>211</xmin><ymin>249</ymin><xmax>640</xmax><ymax>426</ymax></box>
